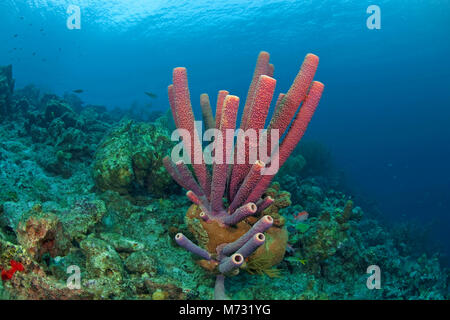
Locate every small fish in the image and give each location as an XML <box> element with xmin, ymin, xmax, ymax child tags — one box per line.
<box><xmin>13</xmin><ymin>34</ymin><xmax>18</xmax><ymax>38</ymax></box>
<box><xmin>293</xmin><ymin>211</ymin><xmax>309</xmax><ymax>222</ymax></box>
<box><xmin>145</xmin><ymin>91</ymin><xmax>157</xmax><ymax>98</ymax></box>
<box><xmin>286</xmin><ymin>244</ymin><xmax>296</xmax><ymax>255</ymax></box>
<box><xmin>32</xmin><ymin>52</ymin><xmax>36</xmax><ymax>56</ymax></box>
<box><xmin>73</xmin><ymin>89</ymin><xmax>84</xmax><ymax>94</ymax></box>
<box><xmin>299</xmin><ymin>259</ymin><xmax>307</xmax><ymax>265</ymax></box>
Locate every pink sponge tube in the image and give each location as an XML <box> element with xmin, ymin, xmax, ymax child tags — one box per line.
<box><xmin>240</xmin><ymin>51</ymin><xmax>271</xmax><ymax>131</ymax></box>
<box><xmin>172</xmin><ymin>67</ymin><xmax>212</xmax><ymax>198</ymax></box>
<box><xmin>228</xmin><ymin>160</ymin><xmax>265</xmax><ymax>214</ymax></box>
<box><xmin>246</xmin><ymin>81</ymin><xmax>324</xmax><ymax>204</ymax></box>
<box><xmin>214</xmin><ymin>90</ymin><xmax>229</xmax><ymax>130</ymax></box>
<box><xmin>175</xmin><ymin>160</ymin><xmax>205</xmax><ymax>197</ymax></box>
<box><xmin>163</xmin><ymin>156</ymin><xmax>193</xmax><ymax>193</ymax></box>
<box><xmin>229</xmin><ymin>75</ymin><xmax>276</xmax><ymax>200</ymax></box>
<box><xmin>175</xmin><ymin>233</ymin><xmax>211</xmax><ymax>260</ymax></box>
<box><xmin>210</xmin><ymin>95</ymin><xmax>239</xmax><ymax>213</ymax></box>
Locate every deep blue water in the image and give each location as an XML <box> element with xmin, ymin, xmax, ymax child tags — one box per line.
<box><xmin>1</xmin><ymin>1</ymin><xmax>449</xmax><ymax>257</ymax></box>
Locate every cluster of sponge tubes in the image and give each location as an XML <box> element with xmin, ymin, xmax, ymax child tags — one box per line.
<box><xmin>163</xmin><ymin>51</ymin><xmax>324</xmax><ymax>299</ymax></box>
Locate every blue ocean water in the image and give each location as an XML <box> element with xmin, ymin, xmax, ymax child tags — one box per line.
<box><xmin>0</xmin><ymin>0</ymin><xmax>449</xmax><ymax>286</ymax></box>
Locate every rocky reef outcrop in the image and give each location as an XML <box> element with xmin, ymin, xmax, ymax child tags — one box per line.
<box><xmin>92</xmin><ymin>120</ymin><xmax>175</xmax><ymax>197</ymax></box>
<box><xmin>16</xmin><ymin>205</ymin><xmax>71</xmax><ymax>261</ymax></box>
<box><xmin>0</xmin><ymin>65</ymin><xmax>188</xmax><ymax>300</ymax></box>
<box><xmin>21</xmin><ymin>95</ymin><xmax>113</xmax><ymax>177</ymax></box>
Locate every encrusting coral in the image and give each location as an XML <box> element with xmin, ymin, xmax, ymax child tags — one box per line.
<box><xmin>163</xmin><ymin>51</ymin><xmax>324</xmax><ymax>299</ymax></box>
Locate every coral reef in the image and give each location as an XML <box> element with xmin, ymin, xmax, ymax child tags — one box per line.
<box><xmin>0</xmin><ymin>82</ymin><xmax>115</xmax><ymax>178</ymax></box>
<box><xmin>164</xmin><ymin>51</ymin><xmax>324</xmax><ymax>299</ymax></box>
<box><xmin>0</xmin><ymin>63</ymin><xmax>448</xmax><ymax>301</ymax></box>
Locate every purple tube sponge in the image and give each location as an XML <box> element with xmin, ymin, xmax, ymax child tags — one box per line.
<box><xmin>199</xmin><ymin>211</ymin><xmax>209</xmax><ymax>222</ymax></box>
<box><xmin>223</xmin><ymin>202</ymin><xmax>257</xmax><ymax>225</ymax></box>
<box><xmin>236</xmin><ymin>233</ymin><xmax>266</xmax><ymax>258</ymax></box>
<box><xmin>214</xmin><ymin>275</ymin><xmax>228</xmax><ymax>300</ymax></box>
<box><xmin>221</xmin><ymin>215</ymin><xmax>273</xmax><ymax>256</ymax></box>
<box><xmin>164</xmin><ymin>52</ymin><xmax>324</xmax><ymax>300</ymax></box>
<box><xmin>175</xmin><ymin>160</ymin><xmax>205</xmax><ymax>197</ymax></box>
<box><xmin>256</xmin><ymin>196</ymin><xmax>274</xmax><ymax>213</ymax></box>
<box><xmin>175</xmin><ymin>233</ymin><xmax>211</xmax><ymax>260</ymax></box>
<box><xmin>218</xmin><ymin>253</ymin><xmax>244</xmax><ymax>274</ymax></box>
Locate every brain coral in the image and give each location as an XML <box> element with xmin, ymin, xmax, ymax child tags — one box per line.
<box><xmin>92</xmin><ymin>119</ymin><xmax>175</xmax><ymax>197</ymax></box>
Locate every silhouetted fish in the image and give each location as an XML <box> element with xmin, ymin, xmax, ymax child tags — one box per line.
<box><xmin>73</xmin><ymin>89</ymin><xmax>84</xmax><ymax>94</ymax></box>
<box><xmin>13</xmin><ymin>34</ymin><xmax>18</xmax><ymax>38</ymax></box>
<box><xmin>145</xmin><ymin>92</ymin><xmax>157</xmax><ymax>98</ymax></box>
